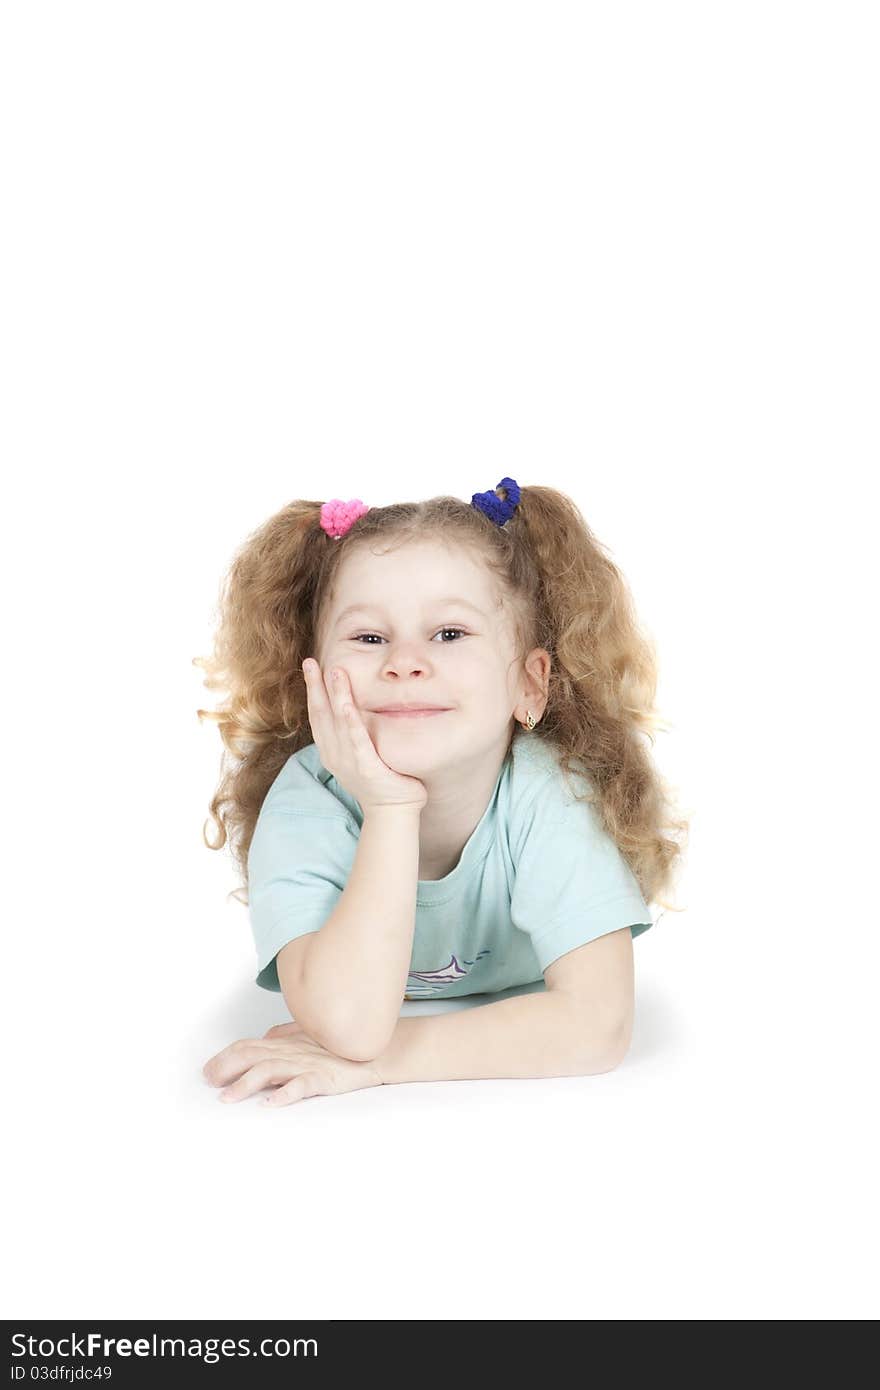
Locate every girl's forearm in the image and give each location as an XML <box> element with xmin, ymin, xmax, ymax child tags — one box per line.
<box><xmin>296</xmin><ymin>805</ymin><xmax>421</xmax><ymax>1060</ymax></box>
<box><xmin>372</xmin><ymin>990</ymin><xmax>627</xmax><ymax>1083</ymax></box>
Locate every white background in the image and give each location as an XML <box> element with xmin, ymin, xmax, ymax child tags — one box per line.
<box><xmin>3</xmin><ymin>0</ymin><xmax>877</xmax><ymax>1321</ymax></box>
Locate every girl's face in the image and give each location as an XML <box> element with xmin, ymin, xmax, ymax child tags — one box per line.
<box><xmin>313</xmin><ymin>539</ymin><xmax>547</xmax><ymax>773</ymax></box>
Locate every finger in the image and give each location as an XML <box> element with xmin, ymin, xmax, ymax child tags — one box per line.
<box><xmin>203</xmin><ymin>1040</ymin><xmax>273</xmax><ymax>1087</ymax></box>
<box><xmin>326</xmin><ymin>668</ymin><xmax>359</xmax><ymax>734</ymax></box>
<box><xmin>203</xmin><ymin>1040</ymin><xmax>251</xmax><ymax>1084</ymax></box>
<box><xmin>330</xmin><ymin>671</ymin><xmax>370</xmax><ymax>735</ymax></box>
<box><xmin>303</xmin><ymin>659</ymin><xmax>332</xmax><ymax>716</ymax></box>
<box><xmin>261</xmin><ymin>1072</ymin><xmax>326</xmax><ymax>1108</ymax></box>
<box><xmin>218</xmin><ymin>1058</ymin><xmax>302</xmax><ymax>1104</ymax></box>
<box><xmin>302</xmin><ymin>661</ymin><xmax>340</xmax><ymax>764</ymax></box>
<box><xmin>328</xmin><ymin>666</ymin><xmax>349</xmax><ymax>712</ymax></box>
<box><xmin>319</xmin><ymin>666</ymin><xmax>363</xmax><ymax>740</ymax></box>
<box><xmin>332</xmin><ymin>667</ymin><xmax>363</xmax><ymax>713</ymax></box>
<box><xmin>344</xmin><ymin>705</ymin><xmax>374</xmax><ymax>748</ymax></box>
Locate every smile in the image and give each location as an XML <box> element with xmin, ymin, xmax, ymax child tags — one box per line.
<box><xmin>373</xmin><ymin>709</ymin><xmax>450</xmax><ymax>719</ymax></box>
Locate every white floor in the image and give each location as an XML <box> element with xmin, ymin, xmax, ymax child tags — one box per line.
<box><xmin>7</xmin><ymin>898</ymin><xmax>875</xmax><ymax>1319</ymax></box>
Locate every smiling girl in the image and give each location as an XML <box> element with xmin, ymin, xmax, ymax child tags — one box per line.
<box><xmin>196</xmin><ymin>479</ymin><xmax>688</xmax><ymax>1106</ymax></box>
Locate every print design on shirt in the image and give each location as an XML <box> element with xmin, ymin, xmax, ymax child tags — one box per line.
<box><xmin>403</xmin><ymin>950</ymin><xmax>492</xmax><ymax>1000</ymax></box>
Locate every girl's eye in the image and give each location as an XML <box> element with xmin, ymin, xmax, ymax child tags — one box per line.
<box><xmin>351</xmin><ymin>627</ymin><xmax>468</xmax><ymax>645</ymax></box>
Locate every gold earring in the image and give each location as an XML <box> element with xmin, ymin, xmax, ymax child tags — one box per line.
<box><xmin>522</xmin><ymin>710</ymin><xmax>537</xmax><ymax>731</ymax></box>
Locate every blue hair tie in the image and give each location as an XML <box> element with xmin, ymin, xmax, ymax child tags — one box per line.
<box><xmin>471</xmin><ymin>476</ymin><xmax>521</xmax><ymax>526</ymax></box>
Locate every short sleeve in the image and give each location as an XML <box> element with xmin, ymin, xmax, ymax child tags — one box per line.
<box><xmin>247</xmin><ymin>795</ymin><xmax>357</xmax><ymax>992</ymax></box>
<box><xmin>509</xmin><ymin>768</ymin><xmax>654</xmax><ymax>973</ymax></box>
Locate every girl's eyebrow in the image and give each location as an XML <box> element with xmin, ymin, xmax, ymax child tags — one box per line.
<box><xmin>333</xmin><ymin>598</ymin><xmax>485</xmax><ymax>627</ymax></box>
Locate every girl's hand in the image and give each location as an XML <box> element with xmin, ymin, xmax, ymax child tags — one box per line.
<box><xmin>202</xmin><ymin>1021</ymin><xmax>384</xmax><ymax>1108</ymax></box>
<box><xmin>303</xmin><ymin>658</ymin><xmax>428</xmax><ymax>812</ymax></box>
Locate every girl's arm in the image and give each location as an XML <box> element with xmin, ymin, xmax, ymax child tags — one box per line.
<box><xmin>204</xmin><ymin>936</ymin><xmax>630</xmax><ymax>1105</ymax></box>
<box><xmin>204</xmin><ymin>989</ymin><xmax>625</xmax><ymax>1108</ymax></box>
<box><xmin>286</xmin><ymin>804</ymin><xmax>421</xmax><ymax>1060</ymax></box>
<box><xmin>372</xmin><ymin>989</ymin><xmax>628</xmax><ymax>1083</ymax></box>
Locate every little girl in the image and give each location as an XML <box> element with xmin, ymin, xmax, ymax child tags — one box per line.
<box><xmin>197</xmin><ymin>478</ymin><xmax>688</xmax><ymax>1107</ymax></box>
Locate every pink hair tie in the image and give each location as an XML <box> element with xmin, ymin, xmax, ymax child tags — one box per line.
<box><xmin>319</xmin><ymin>498</ymin><xmax>370</xmax><ymax>540</ymax></box>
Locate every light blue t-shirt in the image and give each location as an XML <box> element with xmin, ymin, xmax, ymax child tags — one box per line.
<box><xmin>246</xmin><ymin>731</ymin><xmax>655</xmax><ymax>999</ymax></box>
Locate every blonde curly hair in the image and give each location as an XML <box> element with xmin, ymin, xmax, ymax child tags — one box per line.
<box><xmin>194</xmin><ymin>484</ymin><xmax>689</xmax><ymax>915</ymax></box>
